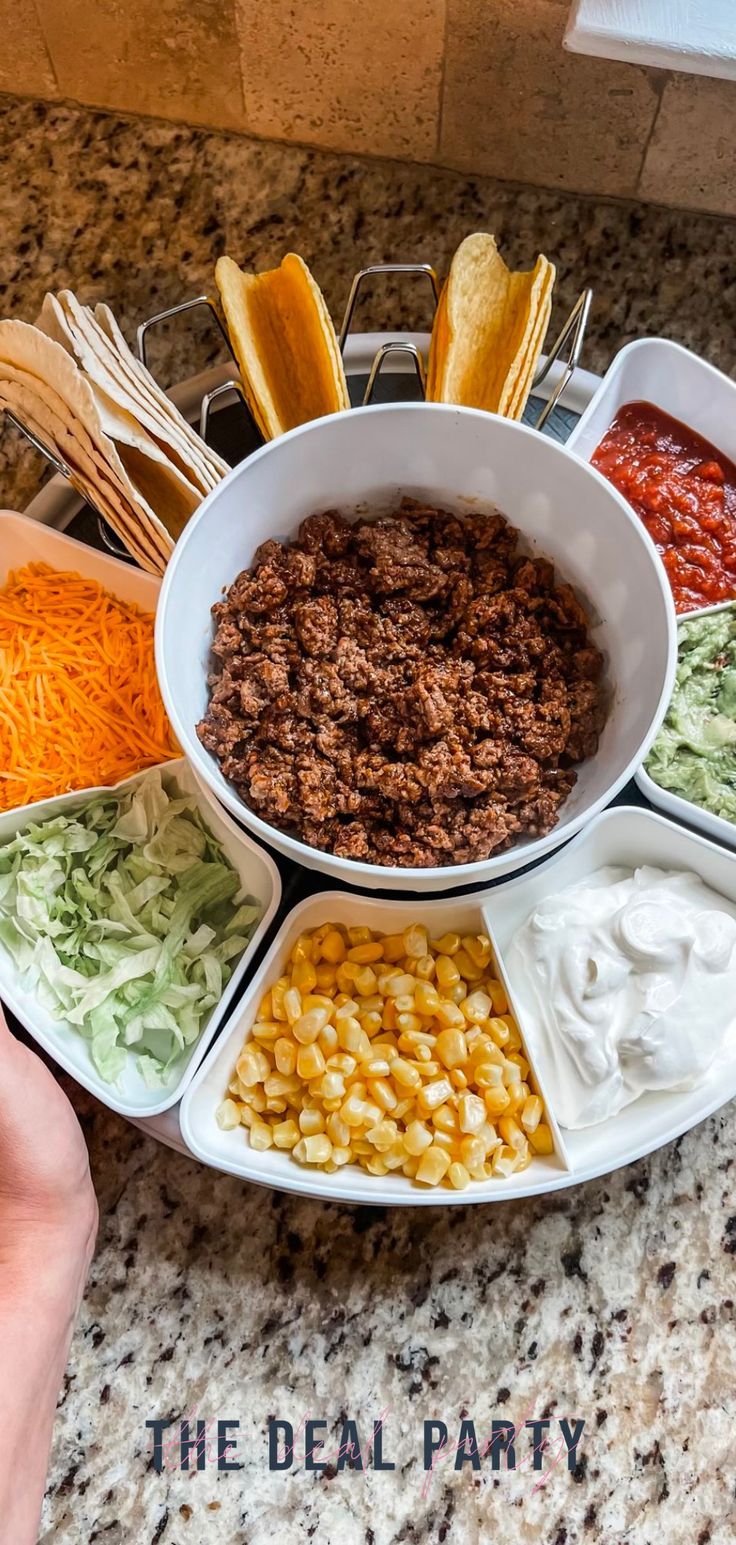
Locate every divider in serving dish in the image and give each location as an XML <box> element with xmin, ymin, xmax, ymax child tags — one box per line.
<box><xmin>181</xmin><ymin>805</ymin><xmax>736</xmax><ymax>1203</ymax></box>
<box><xmin>0</xmin><ymin>759</ymin><xmax>280</xmax><ymax>1117</ymax></box>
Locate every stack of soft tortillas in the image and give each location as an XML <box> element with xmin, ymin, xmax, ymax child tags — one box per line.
<box><xmin>427</xmin><ymin>234</ymin><xmax>555</xmax><ymax>421</ymax></box>
<box><xmin>215</xmin><ymin>253</ymin><xmax>349</xmax><ymax>440</ymax></box>
<box><xmin>0</xmin><ymin>293</ymin><xmax>228</xmax><ymax>573</ymax></box>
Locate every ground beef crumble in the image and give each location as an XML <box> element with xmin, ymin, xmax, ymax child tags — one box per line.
<box><xmin>197</xmin><ymin>499</ymin><xmax>608</xmax><ymax>867</ymax></box>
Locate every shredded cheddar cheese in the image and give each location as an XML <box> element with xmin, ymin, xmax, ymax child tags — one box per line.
<box><xmin>0</xmin><ymin>562</ymin><xmax>179</xmax><ymax>812</ymax></box>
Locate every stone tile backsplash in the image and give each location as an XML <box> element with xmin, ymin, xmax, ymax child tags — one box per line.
<box><xmin>1</xmin><ymin>0</ymin><xmax>735</xmax><ymax>213</ymax></box>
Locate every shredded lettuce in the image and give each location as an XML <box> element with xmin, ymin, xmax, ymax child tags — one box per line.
<box><xmin>0</xmin><ymin>769</ymin><xmax>262</xmax><ymax>1085</ymax></box>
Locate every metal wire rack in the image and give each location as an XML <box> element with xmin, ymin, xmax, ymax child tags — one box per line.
<box><xmin>2</xmin><ymin>262</ymin><xmax>593</xmax><ymax>556</ymax></box>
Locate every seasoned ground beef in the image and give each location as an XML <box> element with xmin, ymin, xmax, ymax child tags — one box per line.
<box><xmin>197</xmin><ymin>499</ymin><xmax>608</xmax><ymax>867</ymax></box>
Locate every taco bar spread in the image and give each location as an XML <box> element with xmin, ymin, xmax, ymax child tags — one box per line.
<box><xmin>646</xmin><ymin>606</ymin><xmax>736</xmax><ymax>822</ymax></box>
<box><xmin>591</xmin><ymin>401</ymin><xmax>736</xmax><ymax>613</ymax></box>
<box><xmin>506</xmin><ymin>866</ymin><xmax>736</xmax><ymax>1129</ymax></box>
<box><xmin>197</xmin><ymin>499</ymin><xmax>608</xmax><ymax>868</ymax></box>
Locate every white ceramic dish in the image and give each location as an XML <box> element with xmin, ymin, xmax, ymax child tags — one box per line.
<box><xmin>635</xmin><ymin>598</ymin><xmax>736</xmax><ymax>851</ymax></box>
<box><xmin>0</xmin><ymin>758</ymin><xmax>280</xmax><ymax>1117</ymax></box>
<box><xmin>181</xmin><ymin>804</ymin><xmax>736</xmax><ymax>1204</ymax></box>
<box><xmin>156</xmin><ymin>402</ymin><xmax>677</xmax><ymax>894</ymax></box>
<box><xmin>565</xmin><ymin>336</ymin><xmax>736</xmax><ymax>470</ymax></box>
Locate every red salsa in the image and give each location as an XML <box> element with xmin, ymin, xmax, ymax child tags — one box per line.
<box><xmin>591</xmin><ymin>401</ymin><xmax>736</xmax><ymax>613</ymax></box>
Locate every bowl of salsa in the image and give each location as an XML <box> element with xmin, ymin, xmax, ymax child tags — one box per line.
<box><xmin>591</xmin><ymin>401</ymin><xmax>736</xmax><ymax>614</ymax></box>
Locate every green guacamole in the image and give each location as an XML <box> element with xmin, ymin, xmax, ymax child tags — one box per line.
<box><xmin>646</xmin><ymin>606</ymin><xmax>736</xmax><ymax>822</ymax></box>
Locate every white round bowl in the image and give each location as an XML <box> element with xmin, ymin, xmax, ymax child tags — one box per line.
<box><xmin>156</xmin><ymin>403</ymin><xmax>677</xmax><ymax>893</ymax></box>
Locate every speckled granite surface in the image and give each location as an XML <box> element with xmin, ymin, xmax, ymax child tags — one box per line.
<box><xmin>1</xmin><ymin>94</ymin><xmax>735</xmax><ymax>1545</ymax></box>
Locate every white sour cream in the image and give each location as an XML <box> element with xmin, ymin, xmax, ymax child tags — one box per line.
<box><xmin>506</xmin><ymin>866</ymin><xmax>736</xmax><ymax>1129</ymax></box>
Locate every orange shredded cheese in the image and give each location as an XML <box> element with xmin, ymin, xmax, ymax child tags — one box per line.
<box><xmin>0</xmin><ymin>562</ymin><xmax>180</xmax><ymax>812</ymax></box>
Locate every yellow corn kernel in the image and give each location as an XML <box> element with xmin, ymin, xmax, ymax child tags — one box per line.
<box><xmin>520</xmin><ymin>1095</ymin><xmax>543</xmax><ymax>1134</ymax></box>
<box><xmin>327</xmin><ymin>1052</ymin><xmax>357</xmax><ymax>1077</ymax></box>
<box><xmin>272</xmin><ymin>1119</ymin><xmax>300</xmax><ymax>1149</ymax></box>
<box><xmin>451</xmin><ymin>1068</ymin><xmax>467</xmax><ymax>1091</ymax></box>
<box><xmin>435</xmin><ymin>1027</ymin><xmax>468</xmax><ymax>1070</ymax></box>
<box><xmin>381</xmin><ymin>934</ymin><xmax>406</xmax><ymax>962</ymax></box>
<box><xmin>318</xmin><ymin>1024</ymin><xmax>339</xmax><ymax>1058</ymax></box>
<box><xmin>315</xmin><ymin>963</ymin><xmax>338</xmax><ymax>992</ymax></box>
<box><xmin>454</xmin><ymin>948</ymin><xmax>484</xmax><ymax>982</ymax></box>
<box><xmin>264</xmin><ymin>1071</ymin><xmax>301</xmax><ymax>1097</ymax></box>
<box><xmin>462</xmin><ymin>934</ymin><xmax>493</xmax><ymax>969</ymax></box>
<box><xmin>382</xmin><ymin>972</ymin><xmax>417</xmax><ymax>998</ymax></box>
<box><xmin>348</xmin><ymin>941</ymin><xmax>384</xmax><ymax>963</ymax></box>
<box><xmin>413</xmin><ymin>981</ymin><xmax>439</xmax><ymax>1015</ymax></box>
<box><xmin>293</xmin><ymin>934</ymin><xmax>317</xmax><ymax>964</ymax></box>
<box><xmin>296</xmin><ymin>1134</ymin><xmax>332</xmax><ymax>1164</ymax></box>
<box><xmin>396</xmin><ymin>1012</ymin><xmax>424</xmax><ymax>1035</ymax></box>
<box><xmin>365</xmin><ymin>1154</ymin><xmax>389</xmax><ymax>1176</ymax></box>
<box><xmin>435</xmin><ymin>999</ymin><xmax>465</xmax><ymax>1030</ymax></box>
<box><xmin>298</xmin><ymin>1107</ymin><xmax>325</xmax><ymax>1136</ymax></box>
<box><xmin>417</xmin><ymin>1077</ymin><xmax>453</xmax><ymax>1114</ymax></box>
<box><xmin>266</xmin><ymin>1098</ymin><xmax>287</xmax><ymax>1114</ymax></box>
<box><xmin>274</xmin><ymin>1037</ymin><xmax>297</xmax><ymax>1076</ymax></box>
<box><xmin>350</xmin><ymin>967</ymin><xmax>375</xmax><ymax>997</ymax></box>
<box><xmin>362</xmin><ymin>1057</ymin><xmax>390</xmax><ymax>1078</ymax></box>
<box><xmin>488</xmin><ymin>979</ymin><xmax>508</xmax><ymax>1015</ymax></box>
<box><xmin>358</xmin><ymin>1011</ymin><xmax>382</xmax><ymax>1037</ymax></box>
<box><xmin>403</xmin><ymin>924</ymin><xmax>429</xmax><ymax>959</ymax></box>
<box><xmin>340</xmin><ymin>1094</ymin><xmax>368</xmax><ymax>1128</ymax></box>
<box><xmin>336</xmin><ymin>1015</ymin><xmax>363</xmax><ymax>1055</ymax></box>
<box><xmin>257</xmin><ymin>989</ymin><xmax>274</xmax><ymax>1020</ymax></box>
<box><xmin>271</xmin><ymin>979</ymin><xmax>288</xmax><ymax>1021</ymax></box>
<box><xmin>435</xmin><ymin>954</ymin><xmax>461</xmax><ymax>989</ymax></box>
<box><xmin>240</xmin><ymin>1087</ymin><xmax>267</xmax><ymax>1112</ymax></box>
<box><xmin>403</xmin><ymin>1119</ymin><xmax>433</xmax><ymax>1155</ymax></box>
<box><xmin>237</xmin><ymin>1046</ymin><xmax>271</xmax><ymax>1087</ymax></box>
<box><xmin>319</xmin><ymin>1070</ymin><xmax>346</xmax><ymax>1101</ymax></box>
<box><xmin>433</xmin><ymin>932</ymin><xmax>461</xmax><ymax>956</ymax></box>
<box><xmin>415</xmin><ymin>954</ymin><xmax>436</xmax><ymax>981</ymax></box>
<box><xmin>483</xmin><ymin>1084</ymin><xmax>511</xmax><ymax>1117</ymax></box>
<box><xmin>529</xmin><ymin>1123</ymin><xmax>554</xmax><ymax>1155</ymax></box>
<box><xmin>461</xmin><ymin>990</ymin><xmax>492</xmax><ymax>1024</ymax></box>
<box><xmin>249</xmin><ymin>1118</ymin><xmax>274</xmax><ymax>1151</ymax></box>
<box><xmin>369</xmin><ymin>1078</ymin><xmax>398</xmax><ymax>1112</ymax></box>
<box><xmin>402</xmin><ymin>1156</ymin><xmax>420</xmax><ymax>1179</ymax></box>
<box><xmin>366</xmin><ymin>1121</ymin><xmax>397</xmax><ymax>1151</ymax></box>
<box><xmin>326</xmin><ymin>1112</ymin><xmax>350</xmax><ymax>1147</ymax></box>
<box><xmin>382</xmin><ymin>999</ymin><xmax>398</xmax><ymax>1032</ymax></box>
<box><xmin>460</xmin><ymin>1135</ymin><xmax>485</xmax><ymax>1169</ymax></box>
<box><xmin>416</xmin><ymin>1145</ymin><xmax>451</xmax><ymax>1186</ymax></box>
<box><xmin>239</xmin><ymin>1105</ymin><xmax>254</xmax><ymax>1127</ymax></box>
<box><xmin>472</xmin><ymin>1060</ymin><xmax>502</xmax><ymax>1089</ymax></box>
<box><xmin>507</xmin><ymin>1053</ymin><xmax>530</xmax><ymax>1081</ymax></box>
<box><xmin>458</xmin><ymin>1092</ymin><xmax>486</xmax><ymax>1133</ymax></box>
<box><xmin>448</xmin><ymin>1161</ymin><xmax>471</xmax><ymax>1191</ymax></box>
<box><xmin>348</xmin><ymin>926</ymin><xmax>373</xmax><ymax>946</ymax></box>
<box><xmin>292</xmin><ymin>959</ymin><xmax>317</xmax><ymax>994</ymax></box>
<box><xmin>293</xmin><ymin>1006</ymin><xmax>330</xmax><ymax>1044</ymax></box>
<box><xmin>251</xmin><ymin>1020</ymin><xmax>281</xmax><ymax>1045</ymax></box>
<box><xmin>391</xmin><ymin>1057</ymin><xmax>422</xmax><ymax>1090</ymax></box>
<box><xmin>331</xmin><ymin>1146</ymin><xmax>352</xmax><ymax>1167</ymax></box>
<box><xmin>498</xmin><ymin>1115</ymin><xmax>526</xmax><ymax>1152</ymax></box>
<box><xmin>284</xmin><ymin>987</ymin><xmax>302</xmax><ymax>1025</ymax></box>
<box><xmin>431</xmin><ymin>1104</ymin><xmax>457</xmax><ymax>1135</ymax></box>
<box><xmin>296</xmin><ymin>1043</ymin><xmax>326</xmax><ymax>1081</ymax></box>
<box><xmin>393</xmin><ymin>1097</ymin><xmax>414</xmax><ymax>1122</ymax></box>
<box><xmin>489</xmin><ymin>1016</ymin><xmax>512</xmax><ymax>1047</ymax></box>
<box><xmin>492</xmin><ymin>1144</ymin><xmax>521</xmax><ymax>1177</ymax></box>
<box><xmin>216</xmin><ymin>1098</ymin><xmax>241</xmax><ymax>1131</ymax></box>
<box><xmin>415</xmin><ymin>1045</ymin><xmax>433</xmax><ymax>1065</ymax></box>
<box><xmin>321</xmin><ymin>929</ymin><xmax>346</xmax><ymax>964</ymax></box>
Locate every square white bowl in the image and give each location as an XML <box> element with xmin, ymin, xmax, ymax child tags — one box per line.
<box><xmin>565</xmin><ymin>337</ymin><xmax>736</xmax><ymax>471</ymax></box>
<box><xmin>181</xmin><ymin>806</ymin><xmax>736</xmax><ymax>1204</ymax></box>
<box><xmin>0</xmin><ymin>758</ymin><xmax>280</xmax><ymax>1116</ymax></box>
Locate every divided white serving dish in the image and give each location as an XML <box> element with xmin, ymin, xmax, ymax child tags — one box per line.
<box><xmin>181</xmin><ymin>804</ymin><xmax>736</xmax><ymax>1205</ymax></box>
<box><xmin>635</xmin><ymin>598</ymin><xmax>736</xmax><ymax>850</ymax></box>
<box><xmin>0</xmin><ymin>510</ymin><xmax>281</xmax><ymax>1115</ymax></box>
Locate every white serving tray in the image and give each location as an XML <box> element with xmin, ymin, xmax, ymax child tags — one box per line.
<box><xmin>181</xmin><ymin>805</ymin><xmax>736</xmax><ymax>1205</ymax></box>
<box><xmin>0</xmin><ymin>512</ymin><xmax>280</xmax><ymax>1115</ymax></box>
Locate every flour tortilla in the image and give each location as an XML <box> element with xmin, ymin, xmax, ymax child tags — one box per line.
<box><xmin>42</xmin><ymin>292</ymin><xmax>223</xmax><ymax>496</ymax></box>
<box><xmin>93</xmin><ymin>300</ymin><xmax>229</xmax><ymax>482</ymax></box>
<box><xmin>0</xmin><ymin>320</ymin><xmax>174</xmax><ymax>559</ymax></box>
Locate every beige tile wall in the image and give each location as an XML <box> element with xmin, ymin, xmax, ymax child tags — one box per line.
<box><xmin>2</xmin><ymin>0</ymin><xmax>735</xmax><ymax>213</ymax></box>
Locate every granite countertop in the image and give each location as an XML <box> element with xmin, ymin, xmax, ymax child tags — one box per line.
<box><xmin>1</xmin><ymin>93</ymin><xmax>735</xmax><ymax>1545</ymax></box>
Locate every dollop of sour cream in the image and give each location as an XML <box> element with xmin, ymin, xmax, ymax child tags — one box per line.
<box><xmin>506</xmin><ymin>866</ymin><xmax>736</xmax><ymax>1129</ymax></box>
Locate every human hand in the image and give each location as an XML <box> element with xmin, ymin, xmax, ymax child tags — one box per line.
<box><xmin>0</xmin><ymin>1004</ymin><xmax>97</xmax><ymax>1281</ymax></box>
